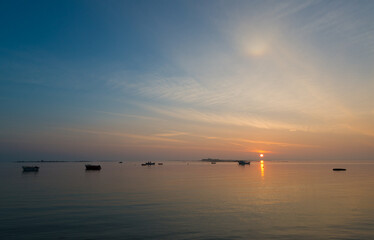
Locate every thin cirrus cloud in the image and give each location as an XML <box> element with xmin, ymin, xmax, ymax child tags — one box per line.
<box><xmin>2</xmin><ymin>0</ymin><xmax>374</xmax><ymax>161</ymax></box>
<box><xmin>107</xmin><ymin>1</ymin><xmax>374</xmax><ymax>142</ymax></box>
<box><xmin>99</xmin><ymin>0</ymin><xmax>374</xmax><ymax>162</ymax></box>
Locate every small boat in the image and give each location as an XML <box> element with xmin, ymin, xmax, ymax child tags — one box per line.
<box><xmin>211</xmin><ymin>162</ymin><xmax>216</xmax><ymax>164</ymax></box>
<box><xmin>238</xmin><ymin>161</ymin><xmax>250</xmax><ymax>165</ymax></box>
<box><xmin>22</xmin><ymin>166</ymin><xmax>39</xmax><ymax>172</ymax></box>
<box><xmin>333</xmin><ymin>168</ymin><xmax>346</xmax><ymax>171</ymax></box>
<box><xmin>141</xmin><ymin>161</ymin><xmax>155</xmax><ymax>166</ymax></box>
<box><xmin>85</xmin><ymin>164</ymin><xmax>101</xmax><ymax>170</ymax></box>
<box><xmin>158</xmin><ymin>163</ymin><xmax>163</xmax><ymax>165</ymax></box>
<box><xmin>119</xmin><ymin>161</ymin><xmax>123</xmax><ymax>163</ymax></box>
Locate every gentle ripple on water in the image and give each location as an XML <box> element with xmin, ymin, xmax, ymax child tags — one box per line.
<box><xmin>0</xmin><ymin>161</ymin><xmax>373</xmax><ymax>239</ymax></box>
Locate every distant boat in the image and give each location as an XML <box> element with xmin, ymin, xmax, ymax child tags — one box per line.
<box><xmin>119</xmin><ymin>161</ymin><xmax>123</xmax><ymax>163</ymax></box>
<box><xmin>158</xmin><ymin>163</ymin><xmax>163</xmax><ymax>165</ymax></box>
<box><xmin>22</xmin><ymin>166</ymin><xmax>39</xmax><ymax>172</ymax></box>
<box><xmin>85</xmin><ymin>164</ymin><xmax>101</xmax><ymax>170</ymax></box>
<box><xmin>141</xmin><ymin>161</ymin><xmax>155</xmax><ymax>166</ymax></box>
<box><xmin>238</xmin><ymin>161</ymin><xmax>250</xmax><ymax>165</ymax></box>
<box><xmin>333</xmin><ymin>168</ymin><xmax>346</xmax><ymax>171</ymax></box>
<box><xmin>211</xmin><ymin>162</ymin><xmax>216</xmax><ymax>164</ymax></box>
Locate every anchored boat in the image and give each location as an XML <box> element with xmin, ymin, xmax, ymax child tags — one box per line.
<box><xmin>22</xmin><ymin>166</ymin><xmax>39</xmax><ymax>172</ymax></box>
<box><xmin>333</xmin><ymin>168</ymin><xmax>346</xmax><ymax>171</ymax></box>
<box><xmin>141</xmin><ymin>161</ymin><xmax>155</xmax><ymax>166</ymax></box>
<box><xmin>85</xmin><ymin>164</ymin><xmax>101</xmax><ymax>170</ymax></box>
<box><xmin>238</xmin><ymin>161</ymin><xmax>250</xmax><ymax>165</ymax></box>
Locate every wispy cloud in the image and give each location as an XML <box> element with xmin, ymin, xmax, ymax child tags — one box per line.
<box><xmin>106</xmin><ymin>0</ymin><xmax>374</xmax><ymax>140</ymax></box>
<box><xmin>102</xmin><ymin>1</ymin><xmax>374</xmax><ymax>160</ymax></box>
<box><xmin>63</xmin><ymin>128</ymin><xmax>186</xmax><ymax>144</ymax></box>
<box><xmin>153</xmin><ymin>131</ymin><xmax>188</xmax><ymax>137</ymax></box>
<box><xmin>97</xmin><ymin>111</ymin><xmax>160</xmax><ymax>121</ymax></box>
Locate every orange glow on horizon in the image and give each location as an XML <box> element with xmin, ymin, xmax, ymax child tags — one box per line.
<box><xmin>249</xmin><ymin>149</ymin><xmax>272</xmax><ymax>154</ymax></box>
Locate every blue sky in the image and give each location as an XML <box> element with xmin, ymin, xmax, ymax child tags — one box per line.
<box><xmin>1</xmin><ymin>0</ymin><xmax>374</xmax><ymax>161</ymax></box>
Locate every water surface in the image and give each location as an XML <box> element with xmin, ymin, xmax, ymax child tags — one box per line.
<box><xmin>1</xmin><ymin>161</ymin><xmax>373</xmax><ymax>239</ymax></box>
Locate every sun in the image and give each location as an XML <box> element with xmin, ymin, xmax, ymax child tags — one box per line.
<box><xmin>260</xmin><ymin>153</ymin><xmax>264</xmax><ymax>158</ymax></box>
<box><xmin>247</xmin><ymin>42</ymin><xmax>268</xmax><ymax>56</ymax></box>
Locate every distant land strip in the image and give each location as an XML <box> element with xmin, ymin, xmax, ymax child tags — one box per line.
<box><xmin>200</xmin><ymin>158</ymin><xmax>287</xmax><ymax>162</ymax></box>
<box><xmin>16</xmin><ymin>160</ymin><xmax>92</xmax><ymax>163</ymax></box>
<box><xmin>201</xmin><ymin>158</ymin><xmax>254</xmax><ymax>162</ymax></box>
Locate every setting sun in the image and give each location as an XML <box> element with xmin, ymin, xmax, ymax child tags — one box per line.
<box><xmin>1</xmin><ymin>1</ymin><xmax>374</xmax><ymax>240</ymax></box>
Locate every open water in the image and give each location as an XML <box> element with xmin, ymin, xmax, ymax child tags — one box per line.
<box><xmin>0</xmin><ymin>161</ymin><xmax>373</xmax><ymax>239</ymax></box>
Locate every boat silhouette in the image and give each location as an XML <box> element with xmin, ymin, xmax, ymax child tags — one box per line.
<box><xmin>141</xmin><ymin>161</ymin><xmax>155</xmax><ymax>166</ymax></box>
<box><xmin>22</xmin><ymin>166</ymin><xmax>39</xmax><ymax>172</ymax></box>
<box><xmin>238</xmin><ymin>161</ymin><xmax>250</xmax><ymax>165</ymax></box>
<box><xmin>333</xmin><ymin>168</ymin><xmax>346</xmax><ymax>171</ymax></box>
<box><xmin>85</xmin><ymin>164</ymin><xmax>101</xmax><ymax>170</ymax></box>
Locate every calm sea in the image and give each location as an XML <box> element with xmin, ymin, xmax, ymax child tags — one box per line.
<box><xmin>0</xmin><ymin>161</ymin><xmax>373</xmax><ymax>240</ymax></box>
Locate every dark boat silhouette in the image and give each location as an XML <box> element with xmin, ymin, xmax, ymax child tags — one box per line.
<box><xmin>85</xmin><ymin>164</ymin><xmax>101</xmax><ymax>170</ymax></box>
<box><xmin>22</xmin><ymin>166</ymin><xmax>39</xmax><ymax>172</ymax></box>
<box><xmin>333</xmin><ymin>168</ymin><xmax>346</xmax><ymax>171</ymax></box>
<box><xmin>238</xmin><ymin>161</ymin><xmax>250</xmax><ymax>165</ymax></box>
<box><xmin>141</xmin><ymin>161</ymin><xmax>155</xmax><ymax>166</ymax></box>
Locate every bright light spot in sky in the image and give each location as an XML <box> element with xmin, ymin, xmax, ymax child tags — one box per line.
<box><xmin>245</xmin><ymin>41</ymin><xmax>268</xmax><ymax>56</ymax></box>
<box><xmin>1</xmin><ymin>1</ymin><xmax>374</xmax><ymax>162</ymax></box>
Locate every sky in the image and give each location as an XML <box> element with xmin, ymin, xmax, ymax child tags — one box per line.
<box><xmin>1</xmin><ymin>0</ymin><xmax>374</xmax><ymax>162</ymax></box>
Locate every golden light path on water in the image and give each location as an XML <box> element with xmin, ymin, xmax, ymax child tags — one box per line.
<box><xmin>1</xmin><ymin>161</ymin><xmax>374</xmax><ymax>239</ymax></box>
